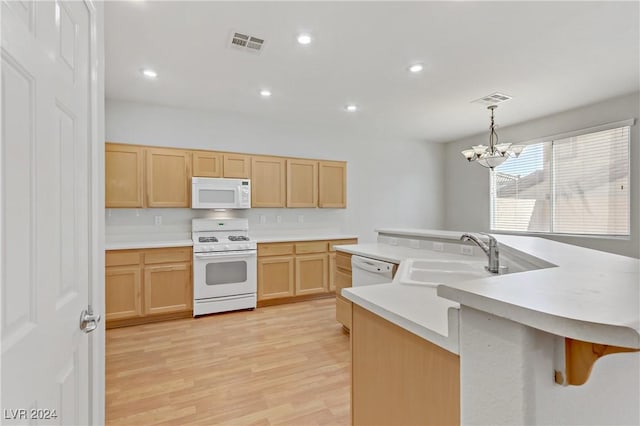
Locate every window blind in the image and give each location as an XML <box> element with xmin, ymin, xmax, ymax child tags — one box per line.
<box><xmin>490</xmin><ymin>126</ymin><xmax>630</xmax><ymax>236</ymax></box>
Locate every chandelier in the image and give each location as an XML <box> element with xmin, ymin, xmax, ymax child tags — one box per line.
<box><xmin>461</xmin><ymin>105</ymin><xmax>525</xmax><ymax>169</ymax></box>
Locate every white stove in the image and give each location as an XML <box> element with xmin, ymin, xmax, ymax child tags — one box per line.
<box><xmin>191</xmin><ymin>218</ymin><xmax>257</xmax><ymax>316</ymax></box>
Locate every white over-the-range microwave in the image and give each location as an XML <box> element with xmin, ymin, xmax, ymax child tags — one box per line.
<box><xmin>191</xmin><ymin>177</ymin><xmax>251</xmax><ymax>209</ymax></box>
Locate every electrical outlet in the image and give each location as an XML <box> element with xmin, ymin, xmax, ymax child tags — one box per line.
<box><xmin>276</xmin><ymin>215</ymin><xmax>282</xmax><ymax>224</ymax></box>
<box><xmin>432</xmin><ymin>242</ymin><xmax>444</xmax><ymax>252</ymax></box>
<box><xmin>154</xmin><ymin>215</ymin><xmax>162</xmax><ymax>226</ymax></box>
<box><xmin>389</xmin><ymin>237</ymin><xmax>398</xmax><ymax>246</ymax></box>
<box><xmin>460</xmin><ymin>245</ymin><xmax>474</xmax><ymax>256</ymax></box>
<box><xmin>297</xmin><ymin>215</ymin><xmax>304</xmax><ymax>224</ymax></box>
<box><xmin>409</xmin><ymin>239</ymin><xmax>420</xmax><ymax>249</ymax></box>
<box><xmin>259</xmin><ymin>215</ymin><xmax>266</xmax><ymax>224</ymax></box>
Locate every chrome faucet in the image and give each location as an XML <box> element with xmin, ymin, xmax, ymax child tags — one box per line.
<box><xmin>460</xmin><ymin>232</ymin><xmax>500</xmax><ymax>273</ymax></box>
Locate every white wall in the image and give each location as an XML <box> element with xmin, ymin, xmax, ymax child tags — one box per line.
<box><xmin>443</xmin><ymin>92</ymin><xmax>640</xmax><ymax>258</ymax></box>
<box><xmin>105</xmin><ymin>100</ymin><xmax>444</xmax><ymax>242</ymax></box>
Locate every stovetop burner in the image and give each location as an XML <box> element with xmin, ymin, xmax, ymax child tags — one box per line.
<box><xmin>228</xmin><ymin>235</ymin><xmax>250</xmax><ymax>241</ymax></box>
<box><xmin>199</xmin><ymin>236</ymin><xmax>219</xmax><ymax>243</ymax></box>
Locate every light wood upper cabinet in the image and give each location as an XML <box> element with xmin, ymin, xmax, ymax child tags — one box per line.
<box><xmin>192</xmin><ymin>151</ymin><xmax>222</xmax><ymax>177</ymax></box>
<box><xmin>143</xmin><ymin>263</ymin><xmax>192</xmax><ymax>316</ymax></box>
<box><xmin>287</xmin><ymin>159</ymin><xmax>318</xmax><ymax>208</ymax></box>
<box><xmin>319</xmin><ymin>161</ymin><xmax>347</xmax><ymax>208</ymax></box>
<box><xmin>146</xmin><ymin>148</ymin><xmax>192</xmax><ymax>207</ymax></box>
<box><xmin>105</xmin><ymin>143</ymin><xmax>144</xmax><ymax>208</ymax></box>
<box><xmin>251</xmin><ymin>156</ymin><xmax>286</xmax><ymax>207</ymax></box>
<box><xmin>223</xmin><ymin>154</ymin><xmax>251</xmax><ymax>178</ymax></box>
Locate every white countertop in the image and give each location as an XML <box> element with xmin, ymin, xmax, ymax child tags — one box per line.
<box><xmin>253</xmin><ymin>232</ymin><xmax>358</xmax><ymax>243</ymax></box>
<box><xmin>343</xmin><ymin>284</ymin><xmax>460</xmax><ymax>354</ymax></box>
<box><xmin>105</xmin><ymin>231</ymin><xmax>358</xmax><ymax>250</ymax></box>
<box><xmin>339</xmin><ymin>230</ymin><xmax>640</xmax><ymax>351</ymax></box>
<box><xmin>332</xmin><ymin>242</ymin><xmax>475</xmax><ymax>264</ymax></box>
<box><xmin>105</xmin><ymin>233</ymin><xmax>193</xmax><ymax>250</ymax></box>
<box><xmin>437</xmin><ymin>234</ymin><xmax>640</xmax><ymax>348</ymax></box>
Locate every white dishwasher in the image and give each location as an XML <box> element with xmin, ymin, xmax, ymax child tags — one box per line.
<box><xmin>351</xmin><ymin>255</ymin><xmax>395</xmax><ymax>287</ymax></box>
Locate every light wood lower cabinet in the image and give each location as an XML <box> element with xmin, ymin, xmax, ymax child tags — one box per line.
<box><xmin>105</xmin><ymin>265</ymin><xmax>143</xmax><ymax>321</ymax></box>
<box><xmin>334</xmin><ymin>251</ymin><xmax>353</xmax><ymax>330</ymax></box>
<box><xmin>144</xmin><ymin>263</ymin><xmax>192</xmax><ymax>315</ymax></box>
<box><xmin>295</xmin><ymin>254</ymin><xmax>328</xmax><ymax>295</ymax></box>
<box><xmin>257</xmin><ymin>256</ymin><xmax>295</xmax><ymax>300</ymax></box>
<box><xmin>351</xmin><ymin>305</ymin><xmax>460</xmax><ymax>425</ymax></box>
<box><xmin>257</xmin><ymin>238</ymin><xmax>357</xmax><ymax>307</ymax></box>
<box><xmin>106</xmin><ymin>247</ymin><xmax>192</xmax><ymax>328</ymax></box>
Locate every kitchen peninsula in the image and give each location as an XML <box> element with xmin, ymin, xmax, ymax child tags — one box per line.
<box><xmin>340</xmin><ymin>229</ymin><xmax>640</xmax><ymax>426</ymax></box>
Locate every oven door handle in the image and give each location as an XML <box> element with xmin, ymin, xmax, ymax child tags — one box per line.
<box><xmin>194</xmin><ymin>250</ymin><xmax>257</xmax><ymax>259</ymax></box>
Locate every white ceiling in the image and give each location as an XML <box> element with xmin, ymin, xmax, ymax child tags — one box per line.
<box><xmin>105</xmin><ymin>1</ymin><xmax>640</xmax><ymax>143</ymax></box>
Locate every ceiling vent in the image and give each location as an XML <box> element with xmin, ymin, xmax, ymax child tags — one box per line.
<box><xmin>471</xmin><ymin>92</ymin><xmax>513</xmax><ymax>106</ymax></box>
<box><xmin>229</xmin><ymin>31</ymin><xmax>265</xmax><ymax>54</ymax></box>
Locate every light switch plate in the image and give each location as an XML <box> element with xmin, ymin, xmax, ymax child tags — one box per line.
<box><xmin>409</xmin><ymin>239</ymin><xmax>420</xmax><ymax>249</ymax></box>
<box><xmin>259</xmin><ymin>215</ymin><xmax>266</xmax><ymax>224</ymax></box>
<box><xmin>432</xmin><ymin>242</ymin><xmax>444</xmax><ymax>252</ymax></box>
<box><xmin>389</xmin><ymin>237</ymin><xmax>398</xmax><ymax>246</ymax></box>
<box><xmin>297</xmin><ymin>215</ymin><xmax>304</xmax><ymax>224</ymax></box>
<box><xmin>276</xmin><ymin>215</ymin><xmax>282</xmax><ymax>224</ymax></box>
<box><xmin>154</xmin><ymin>215</ymin><xmax>162</xmax><ymax>226</ymax></box>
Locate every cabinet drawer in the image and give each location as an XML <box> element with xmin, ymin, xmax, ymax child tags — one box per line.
<box><xmin>295</xmin><ymin>241</ymin><xmax>328</xmax><ymax>254</ymax></box>
<box><xmin>106</xmin><ymin>250</ymin><xmax>142</xmax><ymax>267</ymax></box>
<box><xmin>329</xmin><ymin>239</ymin><xmax>357</xmax><ymax>252</ymax></box>
<box><xmin>258</xmin><ymin>243</ymin><xmax>294</xmax><ymax>257</ymax></box>
<box><xmin>144</xmin><ymin>247</ymin><xmax>192</xmax><ymax>264</ymax></box>
<box><xmin>336</xmin><ymin>296</ymin><xmax>352</xmax><ymax>329</ymax></box>
<box><xmin>335</xmin><ymin>252</ymin><xmax>352</xmax><ymax>271</ymax></box>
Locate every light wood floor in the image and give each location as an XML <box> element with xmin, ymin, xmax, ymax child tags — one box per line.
<box><xmin>106</xmin><ymin>299</ymin><xmax>351</xmax><ymax>425</ymax></box>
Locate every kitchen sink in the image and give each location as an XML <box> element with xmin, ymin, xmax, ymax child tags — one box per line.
<box><xmin>407</xmin><ymin>259</ymin><xmax>486</xmax><ymax>272</ymax></box>
<box><xmin>397</xmin><ymin>258</ymin><xmax>494</xmax><ymax>287</ymax></box>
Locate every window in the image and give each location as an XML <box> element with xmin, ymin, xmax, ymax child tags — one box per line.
<box><xmin>490</xmin><ymin>125</ymin><xmax>630</xmax><ymax>236</ymax></box>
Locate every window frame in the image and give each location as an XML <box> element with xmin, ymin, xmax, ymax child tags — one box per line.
<box><xmin>489</xmin><ymin>119</ymin><xmax>634</xmax><ymax>239</ymax></box>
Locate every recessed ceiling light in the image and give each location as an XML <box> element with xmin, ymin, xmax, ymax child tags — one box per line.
<box><xmin>141</xmin><ymin>69</ymin><xmax>157</xmax><ymax>78</ymax></box>
<box><xmin>259</xmin><ymin>89</ymin><xmax>272</xmax><ymax>97</ymax></box>
<box><xmin>297</xmin><ymin>33</ymin><xmax>312</xmax><ymax>45</ymax></box>
<box><xmin>408</xmin><ymin>63</ymin><xmax>423</xmax><ymax>73</ymax></box>
<box><xmin>345</xmin><ymin>104</ymin><xmax>358</xmax><ymax>112</ymax></box>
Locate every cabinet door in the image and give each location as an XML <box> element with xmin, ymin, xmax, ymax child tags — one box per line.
<box><xmin>105</xmin><ymin>143</ymin><xmax>144</xmax><ymax>208</ymax></box>
<box><xmin>287</xmin><ymin>159</ymin><xmax>318</xmax><ymax>207</ymax></box>
<box><xmin>329</xmin><ymin>252</ymin><xmax>336</xmax><ymax>292</ymax></box>
<box><xmin>318</xmin><ymin>161</ymin><xmax>347</xmax><ymax>208</ymax></box>
<box><xmin>143</xmin><ymin>263</ymin><xmax>192</xmax><ymax>315</ymax></box>
<box><xmin>105</xmin><ymin>265</ymin><xmax>143</xmax><ymax>321</ymax></box>
<box><xmin>257</xmin><ymin>256</ymin><xmax>295</xmax><ymax>300</ymax></box>
<box><xmin>146</xmin><ymin>148</ymin><xmax>192</xmax><ymax>207</ymax></box>
<box><xmin>251</xmin><ymin>156</ymin><xmax>286</xmax><ymax>207</ymax></box>
<box><xmin>295</xmin><ymin>253</ymin><xmax>328</xmax><ymax>296</ymax></box>
<box><xmin>223</xmin><ymin>154</ymin><xmax>251</xmax><ymax>178</ymax></box>
<box><xmin>193</xmin><ymin>151</ymin><xmax>222</xmax><ymax>177</ymax></box>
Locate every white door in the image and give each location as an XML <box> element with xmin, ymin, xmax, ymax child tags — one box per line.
<box><xmin>1</xmin><ymin>1</ymin><xmax>100</xmax><ymax>424</ymax></box>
